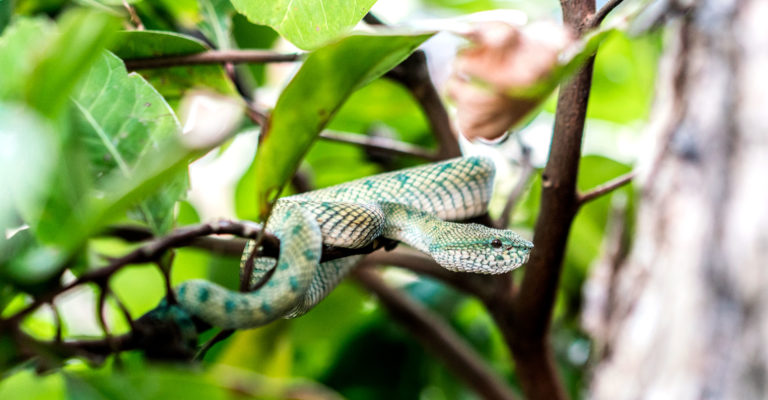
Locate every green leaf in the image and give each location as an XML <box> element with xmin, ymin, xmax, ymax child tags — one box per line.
<box><xmin>66</xmin><ymin>364</ymin><xmax>230</xmax><ymax>400</ymax></box>
<box><xmin>231</xmin><ymin>14</ymin><xmax>279</xmax><ymax>87</ymax></box>
<box><xmin>328</xmin><ymin>78</ymin><xmax>433</xmax><ymax>146</ymax></box>
<box><xmin>25</xmin><ymin>9</ymin><xmax>120</xmax><ymax>118</ymax></box>
<box><xmin>215</xmin><ymin>321</ymin><xmax>293</xmax><ymax>376</ymax></box>
<box><xmin>111</xmin><ymin>30</ymin><xmax>237</xmax><ymax>108</ymax></box>
<box><xmin>0</xmin><ymin>370</ymin><xmax>65</xmax><ymax>399</ymax></box>
<box><xmin>237</xmin><ymin>32</ymin><xmax>432</xmax><ymax>220</ymax></box>
<box><xmin>198</xmin><ymin>0</ymin><xmax>234</xmax><ymax>49</ymax></box>
<box><xmin>230</xmin><ymin>0</ymin><xmax>377</xmax><ymax>50</ymax></box>
<box><xmin>587</xmin><ymin>31</ymin><xmax>661</xmax><ymax>123</ymax></box>
<box><xmin>291</xmin><ymin>282</ymin><xmax>375</xmax><ymax>378</ymax></box>
<box><xmin>0</xmin><ymin>18</ymin><xmax>53</xmax><ymax>103</ymax></box>
<box><xmin>72</xmin><ymin>51</ymin><xmax>185</xmax><ymax>233</ymax></box>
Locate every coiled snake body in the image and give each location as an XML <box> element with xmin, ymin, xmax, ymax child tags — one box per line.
<box><xmin>173</xmin><ymin>156</ymin><xmax>532</xmax><ymax>329</ymax></box>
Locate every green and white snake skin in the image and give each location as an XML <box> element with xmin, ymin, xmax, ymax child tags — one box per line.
<box><xmin>173</xmin><ymin>156</ymin><xmax>533</xmax><ymax>329</ymax></box>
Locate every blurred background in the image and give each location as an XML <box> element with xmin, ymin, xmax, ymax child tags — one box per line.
<box><xmin>0</xmin><ymin>0</ymin><xmax>661</xmax><ymax>398</ymax></box>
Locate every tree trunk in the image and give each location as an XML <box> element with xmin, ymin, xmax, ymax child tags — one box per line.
<box><xmin>587</xmin><ymin>0</ymin><xmax>768</xmax><ymax>398</ymax></box>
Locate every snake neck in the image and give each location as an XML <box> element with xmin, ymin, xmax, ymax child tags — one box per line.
<box><xmin>379</xmin><ymin>202</ymin><xmax>459</xmax><ymax>253</ymax></box>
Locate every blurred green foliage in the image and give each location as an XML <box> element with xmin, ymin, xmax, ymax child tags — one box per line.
<box><xmin>230</xmin><ymin>0</ymin><xmax>377</xmax><ymax>50</ymax></box>
<box><xmin>0</xmin><ymin>0</ymin><xmax>658</xmax><ymax>399</ymax></box>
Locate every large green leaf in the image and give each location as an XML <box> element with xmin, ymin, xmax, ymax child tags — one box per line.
<box><xmin>230</xmin><ymin>0</ymin><xmax>377</xmax><ymax>50</ymax></box>
<box><xmin>0</xmin><ymin>18</ymin><xmax>52</xmax><ymax>103</ymax></box>
<box><xmin>111</xmin><ymin>30</ymin><xmax>237</xmax><ymax>108</ymax></box>
<box><xmin>231</xmin><ymin>14</ymin><xmax>279</xmax><ymax>87</ymax></box>
<box><xmin>72</xmin><ymin>51</ymin><xmax>185</xmax><ymax>233</ymax></box>
<box><xmin>0</xmin><ymin>370</ymin><xmax>65</xmax><ymax>399</ymax></box>
<box><xmin>236</xmin><ymin>32</ymin><xmax>433</xmax><ymax>220</ymax></box>
<box><xmin>0</xmin><ymin>11</ymin><xmax>119</xmax><ymax>118</ymax></box>
<box><xmin>25</xmin><ymin>9</ymin><xmax>119</xmax><ymax>118</ymax></box>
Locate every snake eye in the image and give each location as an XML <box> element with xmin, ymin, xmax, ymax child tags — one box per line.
<box><xmin>491</xmin><ymin>239</ymin><xmax>503</xmax><ymax>249</ymax></box>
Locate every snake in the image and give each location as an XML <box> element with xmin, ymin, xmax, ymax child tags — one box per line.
<box><xmin>167</xmin><ymin>156</ymin><xmax>533</xmax><ymax>330</ymax></box>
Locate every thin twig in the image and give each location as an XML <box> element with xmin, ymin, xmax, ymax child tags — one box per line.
<box><xmin>195</xmin><ymin>329</ymin><xmax>234</xmax><ymax>361</ymax></box>
<box><xmin>588</xmin><ymin>0</ymin><xmax>625</xmax><ymax>29</ymax></box>
<box><xmin>320</xmin><ymin>130</ymin><xmax>439</xmax><ymax>161</ymax></box>
<box><xmin>363</xmin><ymin>13</ymin><xmax>385</xmax><ymax>25</ymax></box>
<box><xmin>495</xmin><ymin>146</ymin><xmax>535</xmax><ymax>228</ymax></box>
<box><xmin>386</xmin><ymin>52</ymin><xmax>461</xmax><ymax>159</ymax></box>
<box><xmin>51</xmin><ymin>303</ymin><xmax>63</xmax><ymax>344</ymax></box>
<box><xmin>124</xmin><ymin>50</ymin><xmax>304</xmax><ymax>70</ymax></box>
<box><xmin>156</xmin><ymin>253</ymin><xmax>177</xmax><ymax>304</ymax></box>
<box><xmin>245</xmin><ymin>104</ymin><xmax>269</xmax><ymax>128</ymax></box>
<box><xmin>577</xmin><ymin>171</ymin><xmax>635</xmax><ymax>205</ymax></box>
<box><xmin>122</xmin><ymin>0</ymin><xmax>144</xmax><ymax>30</ymax></box>
<box><xmin>353</xmin><ymin>268</ymin><xmax>517</xmax><ymax>400</ymax></box>
<box><xmin>239</xmin><ymin>193</ymin><xmax>284</xmax><ymax>292</ymax></box>
<box><xmin>12</xmin><ymin>221</ymin><xmax>281</xmax><ymax>322</ymax></box>
<box><xmin>103</xmin><ymin>225</ymin><xmax>249</xmax><ymax>256</ymax></box>
<box><xmin>365</xmin><ymin>13</ymin><xmax>463</xmax><ymax>159</ymax></box>
<box><xmin>362</xmin><ymin>248</ymin><xmax>493</xmax><ymax>300</ymax></box>
<box><xmin>107</xmin><ymin>287</ymin><xmax>135</xmax><ymax>331</ymax></box>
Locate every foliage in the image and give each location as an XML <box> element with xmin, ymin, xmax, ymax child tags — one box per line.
<box><xmin>0</xmin><ymin>0</ymin><xmax>659</xmax><ymax>399</ymax></box>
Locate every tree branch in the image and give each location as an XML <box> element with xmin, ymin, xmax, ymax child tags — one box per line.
<box><xmin>320</xmin><ymin>130</ymin><xmax>439</xmax><ymax>161</ymax></box>
<box><xmin>386</xmin><ymin>51</ymin><xmax>461</xmax><ymax>159</ymax></box>
<box><xmin>366</xmin><ymin>12</ymin><xmax>460</xmax><ymax>159</ymax></box>
<box><xmin>12</xmin><ymin>221</ymin><xmax>281</xmax><ymax>322</ymax></box>
<box><xmin>124</xmin><ymin>50</ymin><xmax>304</xmax><ymax>70</ymax></box>
<box><xmin>577</xmin><ymin>171</ymin><xmax>634</xmax><ymax>205</ymax></box>
<box><xmin>588</xmin><ymin>0</ymin><xmax>625</xmax><ymax>29</ymax></box>
<box><xmin>353</xmin><ymin>267</ymin><xmax>517</xmax><ymax>400</ymax></box>
<box><xmin>487</xmin><ymin>1</ymin><xmax>597</xmax><ymax>399</ymax></box>
<box><xmin>363</xmin><ymin>247</ymin><xmax>493</xmax><ymax>301</ymax></box>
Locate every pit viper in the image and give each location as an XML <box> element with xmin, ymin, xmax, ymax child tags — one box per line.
<box><xmin>171</xmin><ymin>156</ymin><xmax>533</xmax><ymax>329</ymax></box>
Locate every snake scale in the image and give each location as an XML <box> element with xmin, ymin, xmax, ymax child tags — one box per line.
<box><xmin>167</xmin><ymin>156</ymin><xmax>533</xmax><ymax>330</ymax></box>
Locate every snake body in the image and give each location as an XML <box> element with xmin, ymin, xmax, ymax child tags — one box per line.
<box><xmin>173</xmin><ymin>156</ymin><xmax>533</xmax><ymax>329</ymax></box>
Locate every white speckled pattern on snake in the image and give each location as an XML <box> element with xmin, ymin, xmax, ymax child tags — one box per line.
<box><xmin>172</xmin><ymin>156</ymin><xmax>533</xmax><ymax>329</ymax></box>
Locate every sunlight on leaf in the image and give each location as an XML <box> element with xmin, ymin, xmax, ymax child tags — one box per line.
<box><xmin>230</xmin><ymin>0</ymin><xmax>377</xmax><ymax>50</ymax></box>
<box><xmin>73</xmin><ymin>51</ymin><xmax>185</xmax><ymax>233</ymax></box>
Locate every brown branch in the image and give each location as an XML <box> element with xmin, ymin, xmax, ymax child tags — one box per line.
<box><xmin>245</xmin><ymin>104</ymin><xmax>269</xmax><ymax>128</ymax></box>
<box><xmin>12</xmin><ymin>221</ymin><xmax>281</xmax><ymax>322</ymax></box>
<box><xmin>320</xmin><ymin>130</ymin><xmax>439</xmax><ymax>161</ymax></box>
<box><xmin>366</xmin><ymin>13</ymin><xmax>460</xmax><ymax>159</ymax></box>
<box><xmin>588</xmin><ymin>0</ymin><xmax>625</xmax><ymax>29</ymax></box>
<box><xmin>195</xmin><ymin>329</ymin><xmax>234</xmax><ymax>361</ymax></box>
<box><xmin>122</xmin><ymin>0</ymin><xmax>144</xmax><ymax>30</ymax></box>
<box><xmin>577</xmin><ymin>171</ymin><xmax>635</xmax><ymax>205</ymax></box>
<box><xmin>353</xmin><ymin>268</ymin><xmax>517</xmax><ymax>400</ymax></box>
<box><xmin>386</xmin><ymin>51</ymin><xmax>461</xmax><ymax>159</ymax></box>
<box><xmin>363</xmin><ymin>248</ymin><xmax>493</xmax><ymax>301</ymax></box>
<box><xmin>103</xmin><ymin>225</ymin><xmax>249</xmax><ymax>257</ymax></box>
<box><xmin>124</xmin><ymin>50</ymin><xmax>304</xmax><ymax>70</ymax></box>
<box><xmin>487</xmin><ymin>1</ymin><xmax>598</xmax><ymax>399</ymax></box>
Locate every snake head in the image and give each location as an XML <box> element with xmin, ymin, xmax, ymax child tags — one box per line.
<box><xmin>430</xmin><ymin>223</ymin><xmax>533</xmax><ymax>274</ymax></box>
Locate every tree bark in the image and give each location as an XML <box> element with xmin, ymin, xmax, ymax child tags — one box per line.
<box><xmin>587</xmin><ymin>0</ymin><xmax>768</xmax><ymax>398</ymax></box>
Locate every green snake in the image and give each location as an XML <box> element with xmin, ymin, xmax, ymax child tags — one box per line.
<box><xmin>171</xmin><ymin>156</ymin><xmax>532</xmax><ymax>329</ymax></box>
